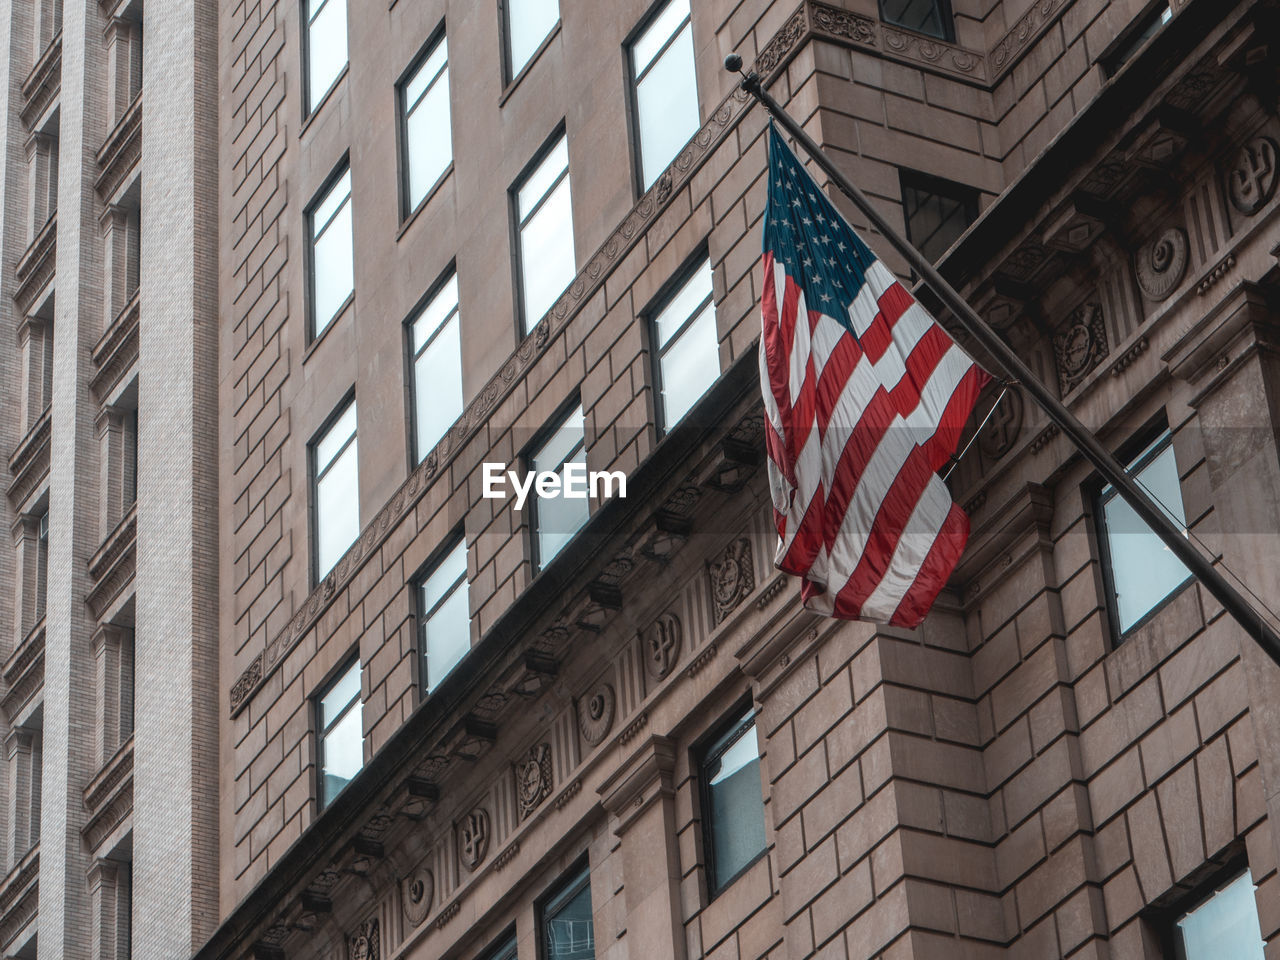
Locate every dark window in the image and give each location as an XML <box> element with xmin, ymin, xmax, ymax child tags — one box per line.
<box><xmin>628</xmin><ymin>0</ymin><xmax>699</xmax><ymax>190</ymax></box>
<box><xmin>1172</xmin><ymin>869</ymin><xmax>1265</xmax><ymax>959</ymax></box>
<box><xmin>1097</xmin><ymin>430</ymin><xmax>1192</xmax><ymax>635</ymax></box>
<box><xmin>530</xmin><ymin>403</ymin><xmax>587</xmax><ymax>570</ymax></box>
<box><xmin>35</xmin><ymin>510</ymin><xmax>48</xmax><ymax>622</ymax></box>
<box><xmin>409</xmin><ymin>272</ymin><xmax>463</xmax><ymax>462</ymax></box>
<box><xmin>540</xmin><ymin>864</ymin><xmax>594</xmax><ymax>960</ymax></box>
<box><xmin>651</xmin><ymin>258</ymin><xmax>717</xmax><ymax>430</ymax></box>
<box><xmin>481</xmin><ymin>933</ymin><xmax>519</xmax><ymax>960</ymax></box>
<box><xmin>1106</xmin><ymin>4</ymin><xmax>1172</xmax><ymax>76</ymax></box>
<box><xmin>399</xmin><ymin>33</ymin><xmax>451</xmax><ymax>214</ymax></box>
<box><xmin>317</xmin><ymin>658</ymin><xmax>362</xmax><ymax>808</ymax></box>
<box><xmin>417</xmin><ymin>538</ymin><xmax>470</xmax><ymax>694</ymax></box>
<box><xmin>304</xmin><ymin>0</ymin><xmax>347</xmax><ymax>113</ymax></box>
<box><xmin>878</xmin><ymin>0</ymin><xmax>953</xmax><ymax>41</ymax></box>
<box><xmin>307</xmin><ymin>166</ymin><xmax>354</xmax><ymax>339</ymax></box>
<box><xmin>514</xmin><ymin>133</ymin><xmax>574</xmax><ymax>334</ymax></box>
<box><xmin>900</xmin><ymin>170</ymin><xmax>978</xmax><ymax>264</ymax></box>
<box><xmin>504</xmin><ymin>0</ymin><xmax>559</xmax><ymax>81</ymax></box>
<box><xmin>700</xmin><ymin>705</ymin><xmax>766</xmax><ymax>894</ymax></box>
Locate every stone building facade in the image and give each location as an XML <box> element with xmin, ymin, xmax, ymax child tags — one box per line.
<box><xmin>199</xmin><ymin>0</ymin><xmax>1280</xmax><ymax>959</ymax></box>
<box><xmin>0</xmin><ymin>0</ymin><xmax>220</xmax><ymax>958</ymax></box>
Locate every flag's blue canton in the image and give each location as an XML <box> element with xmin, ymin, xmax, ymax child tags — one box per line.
<box><xmin>763</xmin><ymin>128</ymin><xmax>876</xmax><ymax>342</ymax></box>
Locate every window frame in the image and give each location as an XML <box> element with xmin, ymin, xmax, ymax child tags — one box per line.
<box><xmin>510</xmin><ymin>126</ymin><xmax>573</xmax><ymax>337</ymax></box>
<box><xmin>500</xmin><ymin>0</ymin><xmax>561</xmax><ymax>87</ymax></box>
<box><xmin>396</xmin><ymin>24</ymin><xmax>452</xmax><ymax>221</ymax></box>
<box><xmin>301</xmin><ymin>0</ymin><xmax>349</xmax><ymax>118</ymax></box>
<box><xmin>696</xmin><ymin>698</ymin><xmax>767</xmax><ymax>897</ymax></box>
<box><xmin>1092</xmin><ymin>422</ymin><xmax>1194</xmax><ymax>642</ymax></box>
<box><xmin>898</xmin><ymin>167</ymin><xmax>979</xmax><ymax>266</ymax></box>
<box><xmin>405</xmin><ymin>263</ymin><xmax>463</xmax><ymax>466</ymax></box>
<box><xmin>1153</xmin><ymin>860</ymin><xmax>1266</xmax><ymax>960</ymax></box>
<box><xmin>877</xmin><ymin>0</ymin><xmax>955</xmax><ymax>43</ymax></box>
<box><xmin>624</xmin><ymin>0</ymin><xmax>699</xmax><ymax>197</ymax></box>
<box><xmin>309</xmin><ymin>394</ymin><xmax>359</xmax><ymax>585</ymax></box>
<box><xmin>478</xmin><ymin>929</ymin><xmax>519</xmax><ymax>960</ymax></box>
<box><xmin>1103</xmin><ymin>1</ymin><xmax>1173</xmax><ymax>76</ymax></box>
<box><xmin>315</xmin><ymin>654</ymin><xmax>362</xmax><ymax>811</ymax></box>
<box><xmin>526</xmin><ymin>397</ymin><xmax>587</xmax><ymax>574</ymax></box>
<box><xmin>645</xmin><ymin>250</ymin><xmax>718</xmax><ymax>435</ymax></box>
<box><xmin>305</xmin><ymin>158</ymin><xmax>355</xmax><ymax>343</ymax></box>
<box><xmin>413</xmin><ymin>533</ymin><xmax>471</xmax><ymax>698</ymax></box>
<box><xmin>35</xmin><ymin>508</ymin><xmax>49</xmax><ymax>624</ymax></box>
<box><xmin>536</xmin><ymin>858</ymin><xmax>594</xmax><ymax>960</ymax></box>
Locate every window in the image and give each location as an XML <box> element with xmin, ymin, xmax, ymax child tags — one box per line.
<box><xmin>35</xmin><ymin>510</ymin><xmax>48</xmax><ymax>624</ymax></box>
<box><xmin>1106</xmin><ymin>3</ymin><xmax>1172</xmax><ymax>75</ymax></box>
<box><xmin>305</xmin><ymin>0</ymin><xmax>347</xmax><ymax>113</ymax></box>
<box><xmin>540</xmin><ymin>864</ymin><xmax>594</xmax><ymax>960</ymax></box>
<box><xmin>312</xmin><ymin>400</ymin><xmax>359</xmax><ymax>580</ymax></box>
<box><xmin>628</xmin><ymin>0</ymin><xmax>699</xmax><ymax>190</ymax></box>
<box><xmin>409</xmin><ymin>272</ymin><xmax>463</xmax><ymax>460</ymax></box>
<box><xmin>699</xmin><ymin>706</ymin><xmax>766</xmax><ymax>894</ymax></box>
<box><xmin>1172</xmin><ymin>869</ymin><xmax>1265</xmax><ymax>959</ymax></box>
<box><xmin>1097</xmin><ymin>430</ymin><xmax>1191</xmax><ymax>635</ymax></box>
<box><xmin>504</xmin><ymin>0</ymin><xmax>559</xmax><ymax>81</ymax></box>
<box><xmin>530</xmin><ymin>404</ymin><xmax>587</xmax><ymax>570</ymax></box>
<box><xmin>317</xmin><ymin>658</ymin><xmax>362</xmax><ymax>808</ymax></box>
<box><xmin>481</xmin><ymin>933</ymin><xmax>519</xmax><ymax>960</ymax></box>
<box><xmin>878</xmin><ymin>0</ymin><xmax>953</xmax><ymax>41</ymax></box>
<box><xmin>900</xmin><ymin>170</ymin><xmax>977</xmax><ymax>265</ymax></box>
<box><xmin>514</xmin><ymin>134</ymin><xmax>574</xmax><ymax>334</ymax></box>
<box><xmin>400</xmin><ymin>34</ymin><xmax>452</xmax><ymax>214</ymax></box>
<box><xmin>651</xmin><ymin>259</ymin><xmax>717</xmax><ymax>429</ymax></box>
<box><xmin>417</xmin><ymin>539</ymin><xmax>470</xmax><ymax>693</ymax></box>
<box><xmin>308</xmin><ymin>167</ymin><xmax>354</xmax><ymax>338</ymax></box>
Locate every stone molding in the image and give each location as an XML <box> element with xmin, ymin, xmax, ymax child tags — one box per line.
<box><xmin>0</xmin><ymin>847</ymin><xmax>37</xmax><ymax>952</ymax></box>
<box><xmin>84</xmin><ymin>736</ymin><xmax>134</xmax><ymax>817</ymax></box>
<box><xmin>95</xmin><ymin>95</ymin><xmax>142</xmax><ymax>201</ymax></box>
<box><xmin>14</xmin><ymin>215</ymin><xmax>56</xmax><ymax>317</ymax></box>
<box><xmin>953</xmin><ymin>482</ymin><xmax>1054</xmax><ymax>595</ymax></box>
<box><xmin>596</xmin><ymin>735</ymin><xmax>676</xmax><ymax>836</ymax></box>
<box><xmin>6</xmin><ymin>409</ymin><xmax>51</xmax><ymax>508</ymax></box>
<box><xmin>19</xmin><ymin>34</ymin><xmax>60</xmax><ymax>129</ymax></box>
<box><xmin>1163</xmin><ymin>281</ymin><xmax>1276</xmax><ymax>400</ymax></box>
<box><xmin>90</xmin><ymin>292</ymin><xmax>140</xmax><ymax>401</ymax></box>
<box><xmin>0</xmin><ymin>622</ymin><xmax>44</xmax><ymax>723</ymax></box>
<box><xmin>86</xmin><ymin>506</ymin><xmax>137</xmax><ymax>618</ymax></box>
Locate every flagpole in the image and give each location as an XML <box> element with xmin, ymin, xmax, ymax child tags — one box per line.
<box><xmin>725</xmin><ymin>56</ymin><xmax>1280</xmax><ymax>667</ymax></box>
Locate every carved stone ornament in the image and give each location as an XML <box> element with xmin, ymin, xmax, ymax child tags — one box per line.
<box><xmin>1134</xmin><ymin>227</ymin><xmax>1189</xmax><ymax>301</ymax></box>
<box><xmin>348</xmin><ymin>918</ymin><xmax>379</xmax><ymax>960</ymax></box>
<box><xmin>401</xmin><ymin>866</ymin><xmax>434</xmax><ymax>927</ymax></box>
<box><xmin>810</xmin><ymin>3</ymin><xmax>876</xmax><ymax>45</ymax></box>
<box><xmin>1053</xmin><ymin>303</ymin><xmax>1109</xmax><ymax>395</ymax></box>
<box><xmin>516</xmin><ymin>742</ymin><xmax>553</xmax><ymax>819</ymax></box>
<box><xmin>577</xmin><ymin>683</ymin><xmax>616</xmax><ymax>746</ymax></box>
<box><xmin>458</xmin><ymin>809</ymin><xmax>490</xmax><ymax>872</ymax></box>
<box><xmin>643</xmin><ymin>612</ymin><xmax>683</xmax><ymax>680</ymax></box>
<box><xmin>1228</xmin><ymin>137</ymin><xmax>1279</xmax><ymax>215</ymax></box>
<box><xmin>977</xmin><ymin>388</ymin><xmax>1024</xmax><ymax>461</ymax></box>
<box><xmin>709</xmin><ymin>538</ymin><xmax>755</xmax><ymax>624</ymax></box>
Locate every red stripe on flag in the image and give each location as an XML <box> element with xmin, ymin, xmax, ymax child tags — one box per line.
<box><xmin>890</xmin><ymin>501</ymin><xmax>970</xmax><ymax>628</ymax></box>
<box><xmin>920</xmin><ymin>363</ymin><xmax>992</xmax><ymax>472</ymax></box>
<box><xmin>778</xmin><ymin>483</ymin><xmax>828</xmax><ymax>578</ymax></box>
<box><xmin>815</xmin><ymin>316</ymin><xmax>863</xmax><ymax>435</ymax></box>
<box><xmin>861</xmin><ymin>281</ymin><xmax>915</xmax><ymax>364</ymax></box>
<box><xmin>821</xmin><ymin>388</ymin><xmax>896</xmax><ymax>553</ymax></box>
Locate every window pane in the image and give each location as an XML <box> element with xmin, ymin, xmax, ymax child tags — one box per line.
<box><xmin>659</xmin><ymin>303</ymin><xmax>717</xmax><ymax>427</ymax></box>
<box><xmin>313</xmin><ymin>170</ymin><xmax>351</xmax><ymax>233</ymax></box>
<box><xmin>405</xmin><ymin>46</ymin><xmax>452</xmax><ymax>209</ymax></box>
<box><xmin>315</xmin><ymin>402</ymin><xmax>357</xmax><ymax>471</ymax></box>
<box><xmin>414</xmin><ymin>315</ymin><xmax>463</xmax><ymax>458</ymax></box>
<box><xmin>545</xmin><ymin>878</ymin><xmax>594</xmax><ymax>960</ymax></box>
<box><xmin>424</xmin><ymin>581</ymin><xmax>470</xmax><ymax>691</ymax></box>
<box><xmin>404</xmin><ymin>40</ymin><xmax>447</xmax><ymax>107</ymax></box>
<box><xmin>321</xmin><ymin>699</ymin><xmax>362</xmax><ymax>806</ymax></box>
<box><xmin>902</xmin><ymin>177</ymin><xmax>976</xmax><ymax>265</ymax></box>
<box><xmin>533</xmin><ymin>407</ymin><xmax>587</xmax><ymax>569</ymax></box>
<box><xmin>1102</xmin><ymin>440</ymin><xmax>1190</xmax><ymax>632</ymax></box>
<box><xmin>311</xmin><ymin>177</ymin><xmax>354</xmax><ymax>336</ymax></box>
<box><xmin>507</xmin><ymin>0</ymin><xmax>559</xmax><ymax>78</ymax></box>
<box><xmin>706</xmin><ymin>719</ymin><xmax>766</xmax><ymax>888</ymax></box>
<box><xmin>307</xmin><ymin>0</ymin><xmax>348</xmax><ymax>111</ymax></box>
<box><xmin>532</xmin><ymin>405</ymin><xmax>584</xmax><ymax>474</ymax></box>
<box><xmin>320</xmin><ymin>660</ymin><xmax>360</xmax><ymax>728</ymax></box>
<box><xmin>517</xmin><ymin>137</ymin><xmax>569</xmax><ymax>218</ymax></box>
<box><xmin>654</xmin><ymin>261</ymin><xmax>712</xmax><ymax>346</ymax></box>
<box><xmin>316</xmin><ymin>438</ymin><xmax>359</xmax><ymax>577</ymax></box>
<box><xmin>632</xmin><ymin>0</ymin><xmax>689</xmax><ymax>74</ymax></box>
<box><xmin>519</xmin><ymin>177</ymin><xmax>574</xmax><ymax>331</ymax></box>
<box><xmin>635</xmin><ymin>22</ymin><xmax>699</xmax><ymax>189</ymax></box>
<box><xmin>879</xmin><ymin>0</ymin><xmax>950</xmax><ymax>41</ymax></box>
<box><xmin>412</xmin><ymin>274</ymin><xmax>459</xmax><ymax>351</ymax></box>
<box><xmin>1177</xmin><ymin>871</ymin><xmax>1266</xmax><ymax>960</ymax></box>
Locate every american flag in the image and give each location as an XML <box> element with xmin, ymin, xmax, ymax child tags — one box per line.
<box><xmin>759</xmin><ymin>128</ymin><xmax>991</xmax><ymax>628</ymax></box>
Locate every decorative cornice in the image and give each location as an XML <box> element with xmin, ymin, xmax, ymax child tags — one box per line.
<box><xmin>228</xmin><ymin>40</ymin><xmax>771</xmax><ymax>717</ymax></box>
<box><xmin>14</xmin><ymin>215</ymin><xmax>56</xmax><ymax>315</ymax></box>
<box><xmin>84</xmin><ymin>737</ymin><xmax>134</xmax><ymax>816</ymax></box>
<box><xmin>0</xmin><ymin>847</ymin><xmax>37</xmax><ymax>951</ymax></box>
<box><xmin>7</xmin><ymin>409</ymin><xmax>50</xmax><ymax>507</ymax></box>
<box><xmin>86</xmin><ymin>507</ymin><xmax>137</xmax><ymax>618</ymax></box>
<box><xmin>20</xmin><ymin>35</ymin><xmax>60</xmax><ymax>129</ymax></box>
<box><xmin>82</xmin><ymin>778</ymin><xmax>133</xmax><ymax>853</ymax></box>
<box><xmin>95</xmin><ymin>95</ymin><xmax>141</xmax><ymax>200</ymax></box>
<box><xmin>0</xmin><ymin>620</ymin><xmax>44</xmax><ymax>724</ymax></box>
<box><xmin>989</xmin><ymin>0</ymin><xmax>1067</xmax><ymax>80</ymax></box>
<box><xmin>90</xmin><ymin>293</ymin><xmax>140</xmax><ymax>401</ymax></box>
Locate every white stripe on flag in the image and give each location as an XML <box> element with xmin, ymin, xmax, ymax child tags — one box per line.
<box><xmin>858</xmin><ymin>474</ymin><xmax>953</xmax><ymax>620</ymax></box>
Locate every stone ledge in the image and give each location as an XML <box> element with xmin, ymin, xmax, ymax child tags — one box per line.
<box><xmin>91</xmin><ymin>292</ymin><xmax>141</xmax><ymax>402</ymax></box>
<box><xmin>14</xmin><ymin>215</ymin><xmax>56</xmax><ymax>316</ymax></box>
<box><xmin>87</xmin><ymin>507</ymin><xmax>137</xmax><ymax>619</ymax></box>
<box><xmin>19</xmin><ymin>35</ymin><xmax>60</xmax><ymax>129</ymax></box>
<box><xmin>6</xmin><ymin>409</ymin><xmax>51</xmax><ymax>508</ymax></box>
<box><xmin>95</xmin><ymin>94</ymin><xmax>142</xmax><ymax>200</ymax></box>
